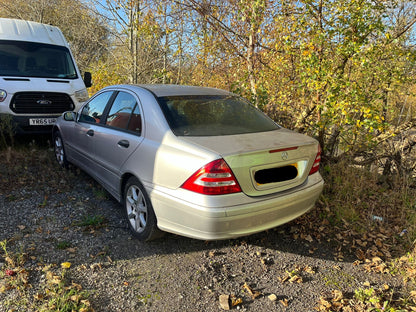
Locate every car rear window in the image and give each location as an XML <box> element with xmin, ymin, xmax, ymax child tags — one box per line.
<box><xmin>157</xmin><ymin>95</ymin><xmax>279</xmax><ymax>136</ymax></box>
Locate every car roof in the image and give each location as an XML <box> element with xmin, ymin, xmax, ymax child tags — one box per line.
<box><xmin>122</xmin><ymin>84</ymin><xmax>234</xmax><ymax>97</ymax></box>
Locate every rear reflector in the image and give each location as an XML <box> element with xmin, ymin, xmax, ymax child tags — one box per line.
<box><xmin>181</xmin><ymin>159</ymin><xmax>242</xmax><ymax>195</ymax></box>
<box><xmin>309</xmin><ymin>144</ymin><xmax>321</xmax><ymax>175</ymax></box>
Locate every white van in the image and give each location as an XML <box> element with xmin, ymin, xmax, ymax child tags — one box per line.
<box><xmin>0</xmin><ymin>18</ymin><xmax>91</xmax><ymax>134</ymax></box>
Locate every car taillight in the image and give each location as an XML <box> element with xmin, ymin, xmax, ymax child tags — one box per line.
<box><xmin>181</xmin><ymin>159</ymin><xmax>242</xmax><ymax>195</ymax></box>
<box><xmin>309</xmin><ymin>144</ymin><xmax>321</xmax><ymax>175</ymax></box>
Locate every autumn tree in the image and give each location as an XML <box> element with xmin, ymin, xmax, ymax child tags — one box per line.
<box><xmin>94</xmin><ymin>0</ymin><xmax>190</xmax><ymax>85</ymax></box>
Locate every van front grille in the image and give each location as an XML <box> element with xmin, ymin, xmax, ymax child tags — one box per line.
<box><xmin>10</xmin><ymin>92</ymin><xmax>74</xmax><ymax>114</ymax></box>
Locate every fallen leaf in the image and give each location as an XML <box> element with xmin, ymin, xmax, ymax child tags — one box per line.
<box><xmin>280</xmin><ymin>298</ymin><xmax>289</xmax><ymax>307</ymax></box>
<box><xmin>230</xmin><ymin>295</ymin><xmax>242</xmax><ymax>307</ymax></box>
<box><xmin>332</xmin><ymin>290</ymin><xmax>343</xmax><ymax>302</ymax></box>
<box><xmin>318</xmin><ymin>296</ymin><xmax>332</xmax><ymax>308</ymax></box>
<box><xmin>71</xmin><ymin>282</ymin><xmax>83</xmax><ymax>291</ymax></box>
<box><xmin>61</xmin><ymin>262</ymin><xmax>71</xmax><ymax>269</ymax></box>
<box><xmin>289</xmin><ymin>275</ymin><xmax>303</xmax><ymax>284</ymax></box>
<box><xmin>243</xmin><ymin>283</ymin><xmax>261</xmax><ymax>299</ymax></box>
<box><xmin>70</xmin><ymin>294</ymin><xmax>81</xmax><ymax>302</ymax></box>
<box><xmin>33</xmin><ymin>293</ymin><xmax>44</xmax><ymax>300</ymax></box>
<box><xmin>5</xmin><ymin>256</ymin><xmax>15</xmax><ymax>266</ymax></box>
<box><xmin>304</xmin><ymin>266</ymin><xmax>315</xmax><ymax>274</ymax></box>
<box><xmin>304</xmin><ymin>234</ymin><xmax>313</xmax><ymax>242</ymax></box>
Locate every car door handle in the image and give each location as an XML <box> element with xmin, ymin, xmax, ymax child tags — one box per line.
<box><xmin>86</xmin><ymin>129</ymin><xmax>94</xmax><ymax>137</ymax></box>
<box><xmin>118</xmin><ymin>140</ymin><xmax>130</xmax><ymax>148</ymax></box>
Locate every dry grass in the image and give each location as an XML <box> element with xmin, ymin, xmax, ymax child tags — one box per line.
<box><xmin>320</xmin><ymin>160</ymin><xmax>416</xmax><ymax>252</ymax></box>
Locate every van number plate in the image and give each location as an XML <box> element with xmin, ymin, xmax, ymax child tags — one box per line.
<box><xmin>29</xmin><ymin>118</ymin><xmax>57</xmax><ymax>126</ymax></box>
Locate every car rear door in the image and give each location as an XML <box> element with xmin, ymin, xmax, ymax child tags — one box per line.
<box><xmin>91</xmin><ymin>91</ymin><xmax>144</xmax><ymax>196</ymax></box>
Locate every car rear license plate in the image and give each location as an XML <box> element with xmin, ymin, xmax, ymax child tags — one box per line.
<box><xmin>29</xmin><ymin>118</ymin><xmax>57</xmax><ymax>126</ymax></box>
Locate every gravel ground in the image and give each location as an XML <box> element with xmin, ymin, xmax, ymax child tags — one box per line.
<box><xmin>0</xmin><ymin>144</ymin><xmax>406</xmax><ymax>311</ymax></box>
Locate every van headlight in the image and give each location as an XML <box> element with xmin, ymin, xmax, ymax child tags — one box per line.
<box><xmin>75</xmin><ymin>88</ymin><xmax>89</xmax><ymax>102</ymax></box>
<box><xmin>0</xmin><ymin>90</ymin><xmax>7</xmax><ymax>102</ymax></box>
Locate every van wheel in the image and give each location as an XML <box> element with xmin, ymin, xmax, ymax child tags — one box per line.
<box><xmin>53</xmin><ymin>131</ymin><xmax>69</xmax><ymax>168</ymax></box>
<box><xmin>124</xmin><ymin>177</ymin><xmax>163</xmax><ymax>241</ymax></box>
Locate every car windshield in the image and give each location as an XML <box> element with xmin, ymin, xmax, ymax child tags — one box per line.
<box><xmin>157</xmin><ymin>95</ymin><xmax>280</xmax><ymax>136</ymax></box>
<box><xmin>0</xmin><ymin>40</ymin><xmax>77</xmax><ymax>79</ymax></box>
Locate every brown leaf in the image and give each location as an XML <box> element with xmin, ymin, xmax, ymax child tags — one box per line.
<box><xmin>318</xmin><ymin>296</ymin><xmax>332</xmax><ymax>308</ymax></box>
<box><xmin>230</xmin><ymin>295</ymin><xmax>242</xmax><ymax>307</ymax></box>
<box><xmin>355</xmin><ymin>249</ymin><xmax>366</xmax><ymax>261</ymax></box>
<box><xmin>280</xmin><ymin>298</ymin><xmax>289</xmax><ymax>307</ymax></box>
<box><xmin>70</xmin><ymin>294</ymin><xmax>81</xmax><ymax>302</ymax></box>
<box><xmin>332</xmin><ymin>290</ymin><xmax>343</xmax><ymax>302</ymax></box>
<box><xmin>71</xmin><ymin>282</ymin><xmax>83</xmax><ymax>291</ymax></box>
<box><xmin>33</xmin><ymin>293</ymin><xmax>44</xmax><ymax>300</ymax></box>
<box><xmin>243</xmin><ymin>283</ymin><xmax>261</xmax><ymax>299</ymax></box>
<box><xmin>5</xmin><ymin>256</ymin><xmax>15</xmax><ymax>266</ymax></box>
<box><xmin>289</xmin><ymin>275</ymin><xmax>303</xmax><ymax>283</ymax></box>
<box><xmin>303</xmin><ymin>265</ymin><xmax>315</xmax><ymax>274</ymax></box>
<box><xmin>304</xmin><ymin>234</ymin><xmax>313</xmax><ymax>242</ymax></box>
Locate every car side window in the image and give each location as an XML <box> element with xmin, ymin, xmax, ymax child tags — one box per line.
<box><xmin>79</xmin><ymin>91</ymin><xmax>112</xmax><ymax>124</ymax></box>
<box><xmin>105</xmin><ymin>92</ymin><xmax>142</xmax><ymax>135</ymax></box>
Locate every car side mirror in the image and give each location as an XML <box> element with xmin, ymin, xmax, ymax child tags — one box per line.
<box><xmin>83</xmin><ymin>72</ymin><xmax>92</xmax><ymax>88</ymax></box>
<box><xmin>63</xmin><ymin>111</ymin><xmax>77</xmax><ymax>121</ymax></box>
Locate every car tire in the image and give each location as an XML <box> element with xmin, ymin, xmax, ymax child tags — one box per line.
<box><xmin>53</xmin><ymin>131</ymin><xmax>69</xmax><ymax>168</ymax></box>
<box><xmin>124</xmin><ymin>177</ymin><xmax>163</xmax><ymax>241</ymax></box>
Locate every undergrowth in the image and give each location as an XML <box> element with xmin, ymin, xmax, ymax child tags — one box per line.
<box><xmin>321</xmin><ymin>160</ymin><xmax>416</xmax><ymax>251</ymax></box>
<box><xmin>313</xmin><ymin>159</ymin><xmax>416</xmax><ymax>310</ymax></box>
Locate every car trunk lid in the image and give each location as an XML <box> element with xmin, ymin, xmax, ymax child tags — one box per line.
<box><xmin>180</xmin><ymin>129</ymin><xmax>319</xmax><ymax>196</ymax></box>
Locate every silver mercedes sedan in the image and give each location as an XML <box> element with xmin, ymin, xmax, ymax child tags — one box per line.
<box><xmin>53</xmin><ymin>84</ymin><xmax>324</xmax><ymax>241</ymax></box>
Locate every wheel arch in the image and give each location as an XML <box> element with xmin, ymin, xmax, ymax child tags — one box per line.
<box><xmin>120</xmin><ymin>172</ymin><xmax>138</xmax><ymax>204</ymax></box>
<box><xmin>52</xmin><ymin>125</ymin><xmax>60</xmax><ymax>137</ymax></box>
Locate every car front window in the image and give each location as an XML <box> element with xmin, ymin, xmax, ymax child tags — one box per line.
<box><xmin>79</xmin><ymin>91</ymin><xmax>113</xmax><ymax>124</ymax></box>
<box><xmin>157</xmin><ymin>95</ymin><xmax>280</xmax><ymax>136</ymax></box>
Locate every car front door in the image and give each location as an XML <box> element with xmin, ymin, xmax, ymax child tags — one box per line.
<box><xmin>92</xmin><ymin>91</ymin><xmax>144</xmax><ymax>196</ymax></box>
<box><xmin>68</xmin><ymin>91</ymin><xmax>114</xmax><ymax>175</ymax></box>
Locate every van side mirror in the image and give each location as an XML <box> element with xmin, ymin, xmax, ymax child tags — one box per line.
<box><xmin>83</xmin><ymin>72</ymin><xmax>92</xmax><ymax>88</ymax></box>
<box><xmin>63</xmin><ymin>111</ymin><xmax>77</xmax><ymax>121</ymax></box>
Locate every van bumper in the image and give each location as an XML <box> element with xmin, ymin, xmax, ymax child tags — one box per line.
<box><xmin>0</xmin><ymin>114</ymin><xmax>57</xmax><ymax>134</ymax></box>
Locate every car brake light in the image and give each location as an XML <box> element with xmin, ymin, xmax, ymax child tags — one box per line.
<box><xmin>181</xmin><ymin>159</ymin><xmax>242</xmax><ymax>195</ymax></box>
<box><xmin>309</xmin><ymin>144</ymin><xmax>321</xmax><ymax>175</ymax></box>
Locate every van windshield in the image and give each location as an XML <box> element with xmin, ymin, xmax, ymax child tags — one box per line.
<box><xmin>0</xmin><ymin>40</ymin><xmax>77</xmax><ymax>79</ymax></box>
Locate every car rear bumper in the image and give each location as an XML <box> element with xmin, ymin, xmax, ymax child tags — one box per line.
<box><xmin>148</xmin><ymin>173</ymin><xmax>324</xmax><ymax>240</ymax></box>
